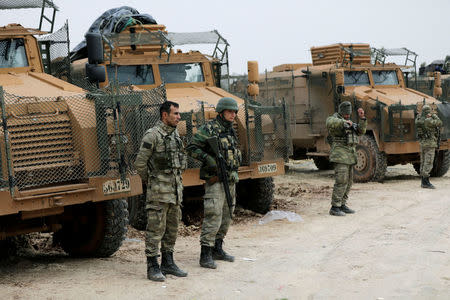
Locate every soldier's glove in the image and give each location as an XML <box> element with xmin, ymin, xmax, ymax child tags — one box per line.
<box><xmin>205</xmin><ymin>155</ymin><xmax>217</xmax><ymax>172</ymax></box>
<box><xmin>432</xmin><ymin>114</ymin><xmax>439</xmax><ymax>120</ymax></box>
<box><xmin>230</xmin><ymin>172</ymin><xmax>239</xmax><ymax>183</ymax></box>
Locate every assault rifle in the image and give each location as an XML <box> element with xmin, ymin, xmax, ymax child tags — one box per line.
<box><xmin>344</xmin><ymin>121</ymin><xmax>359</xmax><ymax>132</ymax></box>
<box><xmin>206</xmin><ymin>136</ymin><xmax>233</xmax><ymax>219</ymax></box>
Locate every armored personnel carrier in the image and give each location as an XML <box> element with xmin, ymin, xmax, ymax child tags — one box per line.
<box><xmin>234</xmin><ymin>43</ymin><xmax>450</xmax><ymax>182</ymax></box>
<box><xmin>69</xmin><ymin>8</ymin><xmax>292</xmax><ymax>225</ymax></box>
<box><xmin>0</xmin><ymin>2</ymin><xmax>142</xmax><ymax>257</ymax></box>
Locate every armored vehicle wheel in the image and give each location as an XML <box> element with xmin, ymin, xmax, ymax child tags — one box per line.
<box><xmin>313</xmin><ymin>156</ymin><xmax>333</xmax><ymax>170</ymax></box>
<box><xmin>237</xmin><ymin>177</ymin><xmax>274</xmax><ymax>214</ymax></box>
<box><xmin>128</xmin><ymin>192</ymin><xmax>148</xmax><ymax>231</ymax></box>
<box><xmin>353</xmin><ymin>135</ymin><xmax>387</xmax><ymax>182</ymax></box>
<box><xmin>57</xmin><ymin>199</ymin><xmax>128</xmax><ymax>257</ymax></box>
<box><xmin>431</xmin><ymin>150</ymin><xmax>450</xmax><ymax>177</ymax></box>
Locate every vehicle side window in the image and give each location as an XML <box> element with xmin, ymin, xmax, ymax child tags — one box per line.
<box><xmin>106</xmin><ymin>65</ymin><xmax>155</xmax><ymax>85</ymax></box>
<box><xmin>159</xmin><ymin>63</ymin><xmax>204</xmax><ymax>83</ymax></box>
<box><xmin>0</xmin><ymin>38</ymin><xmax>28</xmax><ymax>68</ymax></box>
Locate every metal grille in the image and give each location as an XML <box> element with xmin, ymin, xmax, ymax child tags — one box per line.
<box><xmin>0</xmin><ymin>84</ymin><xmax>167</xmax><ymax>191</ymax></box>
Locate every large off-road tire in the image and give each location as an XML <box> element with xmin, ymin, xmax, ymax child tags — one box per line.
<box><xmin>236</xmin><ymin>177</ymin><xmax>274</xmax><ymax>214</ymax></box>
<box><xmin>57</xmin><ymin>199</ymin><xmax>128</xmax><ymax>257</ymax></box>
<box><xmin>353</xmin><ymin>135</ymin><xmax>387</xmax><ymax>182</ymax></box>
<box><xmin>413</xmin><ymin>150</ymin><xmax>450</xmax><ymax>177</ymax></box>
<box><xmin>313</xmin><ymin>156</ymin><xmax>334</xmax><ymax>170</ymax></box>
<box><xmin>127</xmin><ymin>192</ymin><xmax>147</xmax><ymax>231</ymax></box>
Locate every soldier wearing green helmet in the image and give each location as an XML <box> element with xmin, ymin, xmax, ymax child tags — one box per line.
<box><xmin>415</xmin><ymin>104</ymin><xmax>443</xmax><ymax>188</ymax></box>
<box><xmin>187</xmin><ymin>97</ymin><xmax>242</xmax><ymax>269</ymax></box>
<box><xmin>326</xmin><ymin>101</ymin><xmax>367</xmax><ymax>216</ymax></box>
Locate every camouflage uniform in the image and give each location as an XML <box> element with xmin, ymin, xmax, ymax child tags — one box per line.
<box><xmin>134</xmin><ymin>120</ymin><xmax>187</xmax><ymax>257</ymax></box>
<box><xmin>415</xmin><ymin>105</ymin><xmax>442</xmax><ymax>188</ymax></box>
<box><xmin>326</xmin><ymin>102</ymin><xmax>367</xmax><ymax>213</ymax></box>
<box><xmin>187</xmin><ymin>115</ymin><xmax>241</xmax><ymax>247</ymax></box>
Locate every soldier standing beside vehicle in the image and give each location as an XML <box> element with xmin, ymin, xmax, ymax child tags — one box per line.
<box><xmin>326</xmin><ymin>101</ymin><xmax>367</xmax><ymax>216</ymax></box>
<box><xmin>415</xmin><ymin>104</ymin><xmax>443</xmax><ymax>189</ymax></box>
<box><xmin>187</xmin><ymin>97</ymin><xmax>242</xmax><ymax>269</ymax></box>
<box><xmin>134</xmin><ymin>101</ymin><xmax>188</xmax><ymax>282</ymax></box>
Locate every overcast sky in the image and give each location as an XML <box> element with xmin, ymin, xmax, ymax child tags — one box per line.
<box><xmin>1</xmin><ymin>0</ymin><xmax>449</xmax><ymax>74</ymax></box>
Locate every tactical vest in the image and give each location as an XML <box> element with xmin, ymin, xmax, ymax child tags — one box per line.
<box><xmin>328</xmin><ymin>114</ymin><xmax>359</xmax><ymax>146</ymax></box>
<box><xmin>206</xmin><ymin>119</ymin><xmax>241</xmax><ymax>172</ymax></box>
<box><xmin>151</xmin><ymin>128</ymin><xmax>187</xmax><ymax>174</ymax></box>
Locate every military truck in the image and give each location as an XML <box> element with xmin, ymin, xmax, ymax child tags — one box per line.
<box><xmin>0</xmin><ymin>2</ymin><xmax>143</xmax><ymax>257</ymax></box>
<box><xmin>233</xmin><ymin>43</ymin><xmax>450</xmax><ymax>182</ymax></box>
<box><xmin>69</xmin><ymin>9</ymin><xmax>291</xmax><ymax>226</ymax></box>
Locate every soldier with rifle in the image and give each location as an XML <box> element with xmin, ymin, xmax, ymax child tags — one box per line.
<box><xmin>326</xmin><ymin>101</ymin><xmax>367</xmax><ymax>216</ymax></box>
<box><xmin>187</xmin><ymin>97</ymin><xmax>242</xmax><ymax>269</ymax></box>
<box><xmin>415</xmin><ymin>104</ymin><xmax>443</xmax><ymax>189</ymax></box>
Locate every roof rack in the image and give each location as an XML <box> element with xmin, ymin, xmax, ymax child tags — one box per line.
<box><xmin>372</xmin><ymin>47</ymin><xmax>418</xmax><ymax>70</ymax></box>
<box><xmin>0</xmin><ymin>0</ymin><xmax>59</xmax><ymax>33</ymax></box>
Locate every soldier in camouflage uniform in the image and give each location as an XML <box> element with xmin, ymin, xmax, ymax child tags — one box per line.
<box><xmin>326</xmin><ymin>101</ymin><xmax>367</xmax><ymax>216</ymax></box>
<box><xmin>187</xmin><ymin>97</ymin><xmax>242</xmax><ymax>269</ymax></box>
<box><xmin>415</xmin><ymin>104</ymin><xmax>443</xmax><ymax>189</ymax></box>
<box><xmin>134</xmin><ymin>101</ymin><xmax>188</xmax><ymax>281</ymax></box>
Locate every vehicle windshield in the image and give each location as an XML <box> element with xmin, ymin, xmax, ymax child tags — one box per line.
<box><xmin>344</xmin><ymin>71</ymin><xmax>370</xmax><ymax>86</ymax></box>
<box><xmin>159</xmin><ymin>63</ymin><xmax>204</xmax><ymax>83</ymax></box>
<box><xmin>372</xmin><ymin>70</ymin><xmax>399</xmax><ymax>85</ymax></box>
<box><xmin>106</xmin><ymin>65</ymin><xmax>155</xmax><ymax>85</ymax></box>
<box><xmin>0</xmin><ymin>38</ymin><xmax>28</xmax><ymax>68</ymax></box>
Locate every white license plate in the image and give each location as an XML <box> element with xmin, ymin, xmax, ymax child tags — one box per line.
<box><xmin>103</xmin><ymin>178</ymin><xmax>131</xmax><ymax>195</ymax></box>
<box><xmin>258</xmin><ymin>163</ymin><xmax>277</xmax><ymax>174</ymax></box>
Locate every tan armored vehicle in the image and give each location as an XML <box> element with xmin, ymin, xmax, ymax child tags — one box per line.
<box><xmin>69</xmin><ymin>10</ymin><xmax>291</xmax><ymax>225</ymax></box>
<box><xmin>0</xmin><ymin>3</ymin><xmax>142</xmax><ymax>256</ymax></box>
<box><xmin>236</xmin><ymin>43</ymin><xmax>450</xmax><ymax>182</ymax></box>
<box><xmin>410</xmin><ymin>58</ymin><xmax>450</xmax><ymax>102</ymax></box>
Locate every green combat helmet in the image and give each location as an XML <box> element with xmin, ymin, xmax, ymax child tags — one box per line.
<box><xmin>422</xmin><ymin>104</ymin><xmax>431</xmax><ymax>115</ymax></box>
<box><xmin>338</xmin><ymin>101</ymin><xmax>352</xmax><ymax>115</ymax></box>
<box><xmin>216</xmin><ymin>97</ymin><xmax>239</xmax><ymax>113</ymax></box>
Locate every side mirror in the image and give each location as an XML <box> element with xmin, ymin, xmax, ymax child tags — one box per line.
<box><xmin>86</xmin><ymin>63</ymin><xmax>106</xmax><ymax>83</ymax></box>
<box><xmin>247</xmin><ymin>61</ymin><xmax>259</xmax><ymax>97</ymax></box>
<box><xmin>85</xmin><ymin>32</ymin><xmax>106</xmax><ymax>83</ymax></box>
<box><xmin>433</xmin><ymin>71</ymin><xmax>442</xmax><ymax>99</ymax></box>
<box><xmin>86</xmin><ymin>32</ymin><xmax>104</xmax><ymax>64</ymax></box>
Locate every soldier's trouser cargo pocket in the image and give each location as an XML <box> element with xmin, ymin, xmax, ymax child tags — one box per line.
<box><xmin>145</xmin><ymin>202</ymin><xmax>181</xmax><ymax>257</ymax></box>
<box><xmin>200</xmin><ymin>182</ymin><xmax>236</xmax><ymax>247</ymax></box>
<box><xmin>331</xmin><ymin>163</ymin><xmax>353</xmax><ymax>207</ymax></box>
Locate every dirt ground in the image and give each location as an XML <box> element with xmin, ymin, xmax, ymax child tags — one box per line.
<box><xmin>1</xmin><ymin>160</ymin><xmax>449</xmax><ymax>299</ymax></box>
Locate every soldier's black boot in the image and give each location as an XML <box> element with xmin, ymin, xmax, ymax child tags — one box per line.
<box><xmin>160</xmin><ymin>251</ymin><xmax>188</xmax><ymax>277</ymax></box>
<box><xmin>199</xmin><ymin>245</ymin><xmax>217</xmax><ymax>269</ymax></box>
<box><xmin>423</xmin><ymin>176</ymin><xmax>435</xmax><ymax>189</ymax></box>
<box><xmin>147</xmin><ymin>256</ymin><xmax>165</xmax><ymax>282</ymax></box>
<box><xmin>340</xmin><ymin>204</ymin><xmax>355</xmax><ymax>214</ymax></box>
<box><xmin>329</xmin><ymin>206</ymin><xmax>345</xmax><ymax>216</ymax></box>
<box><xmin>212</xmin><ymin>239</ymin><xmax>235</xmax><ymax>262</ymax></box>
<box><xmin>421</xmin><ymin>176</ymin><xmax>434</xmax><ymax>189</ymax></box>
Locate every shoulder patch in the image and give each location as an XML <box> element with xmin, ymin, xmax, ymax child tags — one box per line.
<box><xmin>143</xmin><ymin>142</ymin><xmax>153</xmax><ymax>149</ymax></box>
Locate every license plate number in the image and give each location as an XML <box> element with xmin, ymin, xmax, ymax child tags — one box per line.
<box><xmin>258</xmin><ymin>163</ymin><xmax>277</xmax><ymax>174</ymax></box>
<box><xmin>103</xmin><ymin>178</ymin><xmax>131</xmax><ymax>195</ymax></box>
